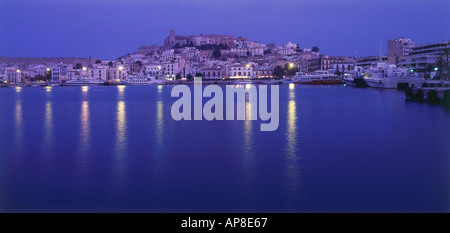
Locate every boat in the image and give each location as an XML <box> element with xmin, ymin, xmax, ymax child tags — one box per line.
<box><xmin>282</xmin><ymin>77</ymin><xmax>293</xmax><ymax>84</ymax></box>
<box><xmin>363</xmin><ymin>62</ymin><xmax>425</xmax><ymax>89</ymax></box>
<box><xmin>124</xmin><ymin>75</ymin><xmax>162</xmax><ymax>85</ymax></box>
<box><xmin>65</xmin><ymin>78</ymin><xmax>103</xmax><ymax>86</ymax></box>
<box><xmin>343</xmin><ymin>67</ymin><xmax>368</xmax><ymax>87</ymax></box>
<box><xmin>234</xmin><ymin>79</ymin><xmax>253</xmax><ymax>85</ymax></box>
<box><xmin>293</xmin><ymin>71</ymin><xmax>335</xmax><ymax>85</ymax></box>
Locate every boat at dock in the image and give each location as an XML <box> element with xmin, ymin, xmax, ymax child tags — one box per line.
<box><xmin>362</xmin><ymin>63</ymin><xmax>425</xmax><ymax>89</ymax></box>
<box><xmin>124</xmin><ymin>75</ymin><xmax>163</xmax><ymax>85</ymax></box>
<box><xmin>234</xmin><ymin>79</ymin><xmax>253</xmax><ymax>85</ymax></box>
<box><xmin>65</xmin><ymin>78</ymin><xmax>103</xmax><ymax>86</ymax></box>
<box><xmin>293</xmin><ymin>70</ymin><xmax>340</xmax><ymax>85</ymax></box>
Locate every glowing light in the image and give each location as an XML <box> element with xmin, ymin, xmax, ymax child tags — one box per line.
<box><xmin>16</xmin><ymin>69</ymin><xmax>20</xmax><ymax>73</ymax></box>
<box><xmin>157</xmin><ymin>66</ymin><xmax>161</xmax><ymax>69</ymax></box>
<box><xmin>246</xmin><ymin>64</ymin><xmax>250</xmax><ymax>68</ymax></box>
<box><xmin>289</xmin><ymin>63</ymin><xmax>294</xmax><ymax>68</ymax></box>
<box><xmin>45</xmin><ymin>86</ymin><xmax>52</xmax><ymax>92</ymax></box>
<box><xmin>343</xmin><ymin>84</ymin><xmax>347</xmax><ymax>87</ymax></box>
<box><xmin>82</xmin><ymin>86</ymin><xmax>89</xmax><ymax>92</ymax></box>
<box><xmin>289</xmin><ymin>83</ymin><xmax>295</xmax><ymax>89</ymax></box>
<box><xmin>46</xmin><ymin>68</ymin><xmax>50</xmax><ymax>71</ymax></box>
<box><xmin>434</xmin><ymin>67</ymin><xmax>438</xmax><ymax>71</ymax></box>
<box><xmin>158</xmin><ymin>85</ymin><xmax>163</xmax><ymax>90</ymax></box>
<box><xmin>15</xmin><ymin>86</ymin><xmax>22</xmax><ymax>92</ymax></box>
<box><xmin>245</xmin><ymin>83</ymin><xmax>252</xmax><ymax>89</ymax></box>
<box><xmin>118</xmin><ymin>66</ymin><xmax>124</xmax><ymax>71</ymax></box>
<box><xmin>82</xmin><ymin>67</ymin><xmax>87</xmax><ymax>71</ymax></box>
<box><xmin>117</xmin><ymin>85</ymin><xmax>126</xmax><ymax>92</ymax></box>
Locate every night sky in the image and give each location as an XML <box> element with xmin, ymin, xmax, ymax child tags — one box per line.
<box><xmin>0</xmin><ymin>0</ymin><xmax>449</xmax><ymax>59</ymax></box>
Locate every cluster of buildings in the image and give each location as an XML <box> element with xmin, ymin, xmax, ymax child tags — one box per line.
<box><xmin>0</xmin><ymin>30</ymin><xmax>448</xmax><ymax>85</ymax></box>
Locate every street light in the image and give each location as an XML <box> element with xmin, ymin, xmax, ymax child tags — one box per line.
<box><xmin>289</xmin><ymin>63</ymin><xmax>295</xmax><ymax>69</ymax></box>
<box><xmin>118</xmin><ymin>66</ymin><xmax>124</xmax><ymax>71</ymax></box>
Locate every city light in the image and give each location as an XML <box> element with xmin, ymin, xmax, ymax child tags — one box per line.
<box><xmin>82</xmin><ymin>67</ymin><xmax>87</xmax><ymax>71</ymax></box>
<box><xmin>82</xmin><ymin>86</ymin><xmax>89</xmax><ymax>92</ymax></box>
<box><xmin>118</xmin><ymin>66</ymin><xmax>124</xmax><ymax>71</ymax></box>
<box><xmin>289</xmin><ymin>63</ymin><xmax>294</xmax><ymax>68</ymax></box>
<box><xmin>246</xmin><ymin>64</ymin><xmax>250</xmax><ymax>68</ymax></box>
<box><xmin>15</xmin><ymin>87</ymin><xmax>22</xmax><ymax>92</ymax></box>
<box><xmin>45</xmin><ymin>86</ymin><xmax>52</xmax><ymax>92</ymax></box>
<box><xmin>289</xmin><ymin>83</ymin><xmax>295</xmax><ymax>89</ymax></box>
<box><xmin>46</xmin><ymin>68</ymin><xmax>50</xmax><ymax>71</ymax></box>
<box><xmin>434</xmin><ymin>67</ymin><xmax>438</xmax><ymax>71</ymax></box>
<box><xmin>16</xmin><ymin>69</ymin><xmax>20</xmax><ymax>72</ymax></box>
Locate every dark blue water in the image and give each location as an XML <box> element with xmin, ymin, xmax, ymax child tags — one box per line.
<box><xmin>0</xmin><ymin>85</ymin><xmax>449</xmax><ymax>212</ymax></box>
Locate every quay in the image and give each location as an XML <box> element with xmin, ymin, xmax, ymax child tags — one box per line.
<box><xmin>405</xmin><ymin>87</ymin><xmax>450</xmax><ymax>105</ymax></box>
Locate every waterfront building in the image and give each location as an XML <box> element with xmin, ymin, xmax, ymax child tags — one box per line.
<box><xmin>253</xmin><ymin>66</ymin><xmax>273</xmax><ymax>78</ymax></box>
<box><xmin>143</xmin><ymin>64</ymin><xmax>164</xmax><ymax>77</ymax></box>
<box><xmin>51</xmin><ymin>64</ymin><xmax>68</xmax><ymax>83</ymax></box>
<box><xmin>88</xmin><ymin>67</ymin><xmax>107</xmax><ymax>81</ymax></box>
<box><xmin>409</xmin><ymin>40</ymin><xmax>450</xmax><ymax>56</ymax></box>
<box><xmin>228</xmin><ymin>64</ymin><xmax>253</xmax><ymax>78</ymax></box>
<box><xmin>387</xmin><ymin>38</ymin><xmax>415</xmax><ymax>64</ymax></box>
<box><xmin>200</xmin><ymin>67</ymin><xmax>225</xmax><ymax>79</ymax></box>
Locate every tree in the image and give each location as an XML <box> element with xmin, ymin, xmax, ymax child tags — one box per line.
<box><xmin>273</xmin><ymin>66</ymin><xmax>286</xmax><ymax>78</ymax></box>
<box><xmin>186</xmin><ymin>74</ymin><xmax>193</xmax><ymax>80</ymax></box>
<box><xmin>195</xmin><ymin>72</ymin><xmax>203</xmax><ymax>77</ymax></box>
<box><xmin>95</xmin><ymin>60</ymin><xmax>102</xmax><ymax>64</ymax></box>
<box><xmin>284</xmin><ymin>63</ymin><xmax>299</xmax><ymax>77</ymax></box>
<box><xmin>45</xmin><ymin>70</ymin><xmax>52</xmax><ymax>80</ymax></box>
<box><xmin>175</xmin><ymin>73</ymin><xmax>182</xmax><ymax>80</ymax></box>
<box><xmin>264</xmin><ymin>49</ymin><xmax>272</xmax><ymax>54</ymax></box>
<box><xmin>312</xmin><ymin>46</ymin><xmax>320</xmax><ymax>53</ymax></box>
<box><xmin>246</xmin><ymin>51</ymin><xmax>251</xmax><ymax>57</ymax></box>
<box><xmin>108</xmin><ymin>61</ymin><xmax>113</xmax><ymax>67</ymax></box>
<box><xmin>213</xmin><ymin>50</ymin><xmax>221</xmax><ymax>58</ymax></box>
<box><xmin>74</xmin><ymin>63</ymin><xmax>83</xmax><ymax>69</ymax></box>
<box><xmin>135</xmin><ymin>61</ymin><xmax>142</xmax><ymax>66</ymax></box>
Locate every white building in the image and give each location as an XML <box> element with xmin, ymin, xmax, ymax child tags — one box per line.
<box><xmin>51</xmin><ymin>64</ymin><xmax>68</xmax><ymax>83</ymax></box>
<box><xmin>228</xmin><ymin>64</ymin><xmax>253</xmax><ymax>78</ymax></box>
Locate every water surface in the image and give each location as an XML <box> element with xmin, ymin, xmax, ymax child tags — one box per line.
<box><xmin>0</xmin><ymin>85</ymin><xmax>449</xmax><ymax>212</ymax></box>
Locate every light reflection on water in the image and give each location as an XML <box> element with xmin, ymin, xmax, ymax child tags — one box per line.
<box><xmin>43</xmin><ymin>101</ymin><xmax>53</xmax><ymax>155</ymax></box>
<box><xmin>113</xmin><ymin>100</ymin><xmax>128</xmax><ymax>193</ymax></box>
<box><xmin>284</xmin><ymin>86</ymin><xmax>300</xmax><ymax>209</ymax></box>
<box><xmin>241</xmin><ymin>100</ymin><xmax>256</xmax><ymax>206</ymax></box>
<box><xmin>14</xmin><ymin>98</ymin><xmax>23</xmax><ymax>154</ymax></box>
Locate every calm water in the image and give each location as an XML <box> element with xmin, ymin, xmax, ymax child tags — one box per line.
<box><xmin>0</xmin><ymin>85</ymin><xmax>449</xmax><ymax>213</ymax></box>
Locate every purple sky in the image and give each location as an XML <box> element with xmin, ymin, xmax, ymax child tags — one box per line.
<box><xmin>0</xmin><ymin>0</ymin><xmax>449</xmax><ymax>59</ymax></box>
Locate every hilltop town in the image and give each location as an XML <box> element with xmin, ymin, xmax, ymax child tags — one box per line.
<box><xmin>0</xmin><ymin>30</ymin><xmax>448</xmax><ymax>85</ymax></box>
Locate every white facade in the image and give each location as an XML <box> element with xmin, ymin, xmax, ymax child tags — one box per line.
<box><xmin>228</xmin><ymin>65</ymin><xmax>253</xmax><ymax>78</ymax></box>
